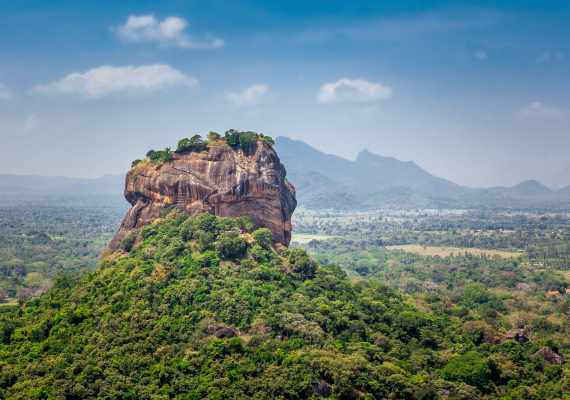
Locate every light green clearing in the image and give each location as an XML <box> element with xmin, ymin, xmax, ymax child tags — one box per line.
<box><xmin>291</xmin><ymin>233</ymin><xmax>338</xmax><ymax>244</ymax></box>
<box><xmin>386</xmin><ymin>244</ymin><xmax>523</xmax><ymax>259</ymax></box>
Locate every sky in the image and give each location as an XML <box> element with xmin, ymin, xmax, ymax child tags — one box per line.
<box><xmin>1</xmin><ymin>0</ymin><xmax>570</xmax><ymax>188</ymax></box>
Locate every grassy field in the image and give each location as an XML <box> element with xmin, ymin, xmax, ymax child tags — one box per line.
<box><xmin>386</xmin><ymin>244</ymin><xmax>523</xmax><ymax>259</ymax></box>
<box><xmin>559</xmin><ymin>270</ymin><xmax>570</xmax><ymax>280</ymax></box>
<box><xmin>0</xmin><ymin>298</ymin><xmax>18</xmax><ymax>308</ymax></box>
<box><xmin>291</xmin><ymin>233</ymin><xmax>338</xmax><ymax>244</ymax></box>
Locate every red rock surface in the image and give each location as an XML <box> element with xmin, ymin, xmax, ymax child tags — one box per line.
<box><xmin>109</xmin><ymin>140</ymin><xmax>296</xmax><ymax>249</ymax></box>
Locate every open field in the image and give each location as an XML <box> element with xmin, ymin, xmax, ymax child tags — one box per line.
<box><xmin>291</xmin><ymin>233</ymin><xmax>338</xmax><ymax>244</ymax></box>
<box><xmin>0</xmin><ymin>298</ymin><xmax>18</xmax><ymax>307</ymax></box>
<box><xmin>560</xmin><ymin>270</ymin><xmax>570</xmax><ymax>280</ymax></box>
<box><xmin>386</xmin><ymin>244</ymin><xmax>524</xmax><ymax>259</ymax></box>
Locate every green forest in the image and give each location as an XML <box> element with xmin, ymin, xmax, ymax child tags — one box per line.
<box><xmin>0</xmin><ymin>211</ymin><xmax>568</xmax><ymax>399</ymax></box>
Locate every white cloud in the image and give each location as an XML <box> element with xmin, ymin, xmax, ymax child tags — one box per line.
<box><xmin>0</xmin><ymin>83</ymin><xmax>13</xmax><ymax>100</ymax></box>
<box><xmin>115</xmin><ymin>14</ymin><xmax>224</xmax><ymax>49</ymax></box>
<box><xmin>317</xmin><ymin>78</ymin><xmax>392</xmax><ymax>104</ymax></box>
<box><xmin>225</xmin><ymin>84</ymin><xmax>269</xmax><ymax>108</ymax></box>
<box><xmin>32</xmin><ymin>64</ymin><xmax>197</xmax><ymax>98</ymax></box>
<box><xmin>474</xmin><ymin>50</ymin><xmax>488</xmax><ymax>60</ymax></box>
<box><xmin>515</xmin><ymin>101</ymin><xmax>566</xmax><ymax>121</ymax></box>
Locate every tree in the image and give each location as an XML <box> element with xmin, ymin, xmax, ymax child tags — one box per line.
<box><xmin>207</xmin><ymin>131</ymin><xmax>221</xmax><ymax>142</ymax></box>
<box><xmin>286</xmin><ymin>248</ymin><xmax>317</xmax><ymax>279</ymax></box>
<box><xmin>146</xmin><ymin>148</ymin><xmax>173</xmax><ymax>163</ymax></box>
<box><xmin>176</xmin><ymin>135</ymin><xmax>207</xmax><ymax>153</ymax></box>
<box><xmin>224</xmin><ymin>129</ymin><xmax>240</xmax><ymax>148</ymax></box>
<box><xmin>252</xmin><ymin>228</ymin><xmax>273</xmax><ymax>249</ymax></box>
<box><xmin>215</xmin><ymin>231</ymin><xmax>248</xmax><ymax>260</ymax></box>
<box><xmin>441</xmin><ymin>351</ymin><xmax>492</xmax><ymax>390</ymax></box>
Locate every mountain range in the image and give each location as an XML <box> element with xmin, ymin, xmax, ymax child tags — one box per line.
<box><xmin>275</xmin><ymin>136</ymin><xmax>570</xmax><ymax>209</ymax></box>
<box><xmin>1</xmin><ymin>137</ymin><xmax>568</xmax><ymax>209</ymax></box>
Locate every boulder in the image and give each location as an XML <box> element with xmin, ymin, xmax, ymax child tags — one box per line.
<box><xmin>109</xmin><ymin>139</ymin><xmax>296</xmax><ymax>249</ymax></box>
<box><xmin>207</xmin><ymin>324</ymin><xmax>239</xmax><ymax>338</ymax></box>
<box><xmin>534</xmin><ymin>347</ymin><xmax>564</xmax><ymax>364</ymax></box>
<box><xmin>503</xmin><ymin>328</ymin><xmax>530</xmax><ymax>344</ymax></box>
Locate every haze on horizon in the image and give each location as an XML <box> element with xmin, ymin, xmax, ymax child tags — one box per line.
<box><xmin>1</xmin><ymin>0</ymin><xmax>569</xmax><ymax>188</ymax></box>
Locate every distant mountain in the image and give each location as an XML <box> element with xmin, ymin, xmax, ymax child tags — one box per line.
<box><xmin>0</xmin><ymin>174</ymin><xmax>124</xmax><ymax>206</ymax></box>
<box><xmin>275</xmin><ymin>137</ymin><xmax>570</xmax><ymax>210</ymax></box>
<box><xmin>558</xmin><ymin>185</ymin><xmax>570</xmax><ymax>196</ymax></box>
<box><xmin>508</xmin><ymin>180</ymin><xmax>553</xmax><ymax>197</ymax></box>
<box><xmin>352</xmin><ymin>149</ymin><xmax>464</xmax><ymax>197</ymax></box>
<box><xmin>2</xmin><ymin>138</ymin><xmax>569</xmax><ymax>210</ymax></box>
<box><xmin>276</xmin><ymin>137</ymin><xmax>468</xmax><ymax>208</ymax></box>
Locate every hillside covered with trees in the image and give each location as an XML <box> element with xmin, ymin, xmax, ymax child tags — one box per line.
<box><xmin>0</xmin><ymin>212</ymin><xmax>568</xmax><ymax>399</ymax></box>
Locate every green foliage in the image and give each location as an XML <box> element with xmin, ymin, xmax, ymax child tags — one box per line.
<box><xmin>295</xmin><ymin>208</ymin><xmax>570</xmax><ymax>399</ymax></box>
<box><xmin>252</xmin><ymin>228</ymin><xmax>273</xmax><ymax>249</ymax></box>
<box><xmin>0</xmin><ymin>213</ymin><xmax>464</xmax><ymax>400</ymax></box>
<box><xmin>120</xmin><ymin>232</ymin><xmax>137</xmax><ymax>252</ymax></box>
<box><xmin>0</xmin><ymin>205</ymin><xmax>121</xmax><ymax>303</ymax></box>
<box><xmin>146</xmin><ymin>148</ymin><xmax>173</xmax><ymax>164</ymax></box>
<box><xmin>260</xmin><ymin>134</ymin><xmax>275</xmax><ymax>145</ymax></box>
<box><xmin>441</xmin><ymin>351</ymin><xmax>492</xmax><ymax>390</ymax></box>
<box><xmin>176</xmin><ymin>134</ymin><xmax>207</xmax><ymax>154</ymax></box>
<box><xmin>215</xmin><ymin>231</ymin><xmax>248</xmax><ymax>260</ymax></box>
<box><xmin>224</xmin><ymin>129</ymin><xmax>274</xmax><ymax>153</ymax></box>
<box><xmin>134</xmin><ymin>129</ymin><xmax>275</xmax><ymax>169</ymax></box>
<box><xmin>285</xmin><ymin>248</ymin><xmax>317</xmax><ymax>279</ymax></box>
<box><xmin>459</xmin><ymin>283</ymin><xmax>506</xmax><ymax>318</ymax></box>
<box><xmin>207</xmin><ymin>131</ymin><xmax>221</xmax><ymax>142</ymax></box>
<box><xmin>1</xmin><ymin>208</ymin><xmax>569</xmax><ymax>399</ymax></box>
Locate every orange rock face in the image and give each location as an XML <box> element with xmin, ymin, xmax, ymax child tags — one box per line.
<box><xmin>109</xmin><ymin>140</ymin><xmax>296</xmax><ymax>249</ymax></box>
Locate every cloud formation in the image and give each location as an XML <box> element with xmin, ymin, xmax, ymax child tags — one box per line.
<box><xmin>225</xmin><ymin>84</ymin><xmax>269</xmax><ymax>108</ymax></box>
<box><xmin>0</xmin><ymin>83</ymin><xmax>13</xmax><ymax>100</ymax></box>
<box><xmin>317</xmin><ymin>78</ymin><xmax>392</xmax><ymax>104</ymax></box>
<box><xmin>515</xmin><ymin>101</ymin><xmax>566</xmax><ymax>121</ymax></box>
<box><xmin>115</xmin><ymin>15</ymin><xmax>224</xmax><ymax>49</ymax></box>
<box><xmin>32</xmin><ymin>65</ymin><xmax>197</xmax><ymax>99</ymax></box>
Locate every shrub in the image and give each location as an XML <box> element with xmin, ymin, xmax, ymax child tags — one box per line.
<box><xmin>176</xmin><ymin>135</ymin><xmax>207</xmax><ymax>153</ymax></box>
<box><xmin>441</xmin><ymin>351</ymin><xmax>492</xmax><ymax>390</ymax></box>
<box><xmin>197</xmin><ymin>231</ymin><xmax>216</xmax><ymax>252</ymax></box>
<box><xmin>146</xmin><ymin>148</ymin><xmax>173</xmax><ymax>164</ymax></box>
<box><xmin>120</xmin><ymin>233</ymin><xmax>137</xmax><ymax>252</ymax></box>
<box><xmin>250</xmin><ymin>244</ymin><xmax>271</xmax><ymax>262</ymax></box>
<box><xmin>180</xmin><ymin>219</ymin><xmax>194</xmax><ymax>241</ymax></box>
<box><xmin>223</xmin><ymin>129</ymin><xmax>274</xmax><ymax>153</ymax></box>
<box><xmin>216</xmin><ymin>231</ymin><xmax>248</xmax><ymax>260</ymax></box>
<box><xmin>252</xmin><ymin>228</ymin><xmax>273</xmax><ymax>249</ymax></box>
<box><xmin>237</xmin><ymin>131</ymin><xmax>258</xmax><ymax>153</ymax></box>
<box><xmin>286</xmin><ymin>248</ymin><xmax>317</xmax><ymax>279</ymax></box>
<box><xmin>259</xmin><ymin>134</ymin><xmax>275</xmax><ymax>145</ymax></box>
<box><xmin>194</xmin><ymin>213</ymin><xmax>220</xmax><ymax>234</ymax></box>
<box><xmin>459</xmin><ymin>284</ymin><xmax>506</xmax><ymax>314</ymax></box>
<box><xmin>207</xmin><ymin>131</ymin><xmax>221</xmax><ymax>142</ymax></box>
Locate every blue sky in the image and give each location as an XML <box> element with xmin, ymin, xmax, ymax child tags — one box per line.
<box><xmin>1</xmin><ymin>0</ymin><xmax>569</xmax><ymax>187</ymax></box>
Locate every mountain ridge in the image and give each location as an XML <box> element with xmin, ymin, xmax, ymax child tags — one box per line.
<box><xmin>1</xmin><ymin>137</ymin><xmax>569</xmax><ymax>210</ymax></box>
<box><xmin>274</xmin><ymin>136</ymin><xmax>570</xmax><ymax>209</ymax></box>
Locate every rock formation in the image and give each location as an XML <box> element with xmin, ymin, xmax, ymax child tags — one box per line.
<box><xmin>534</xmin><ymin>347</ymin><xmax>564</xmax><ymax>364</ymax></box>
<box><xmin>109</xmin><ymin>137</ymin><xmax>296</xmax><ymax>250</ymax></box>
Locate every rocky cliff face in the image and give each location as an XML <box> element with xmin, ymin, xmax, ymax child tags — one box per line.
<box><xmin>109</xmin><ymin>140</ymin><xmax>296</xmax><ymax>249</ymax></box>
